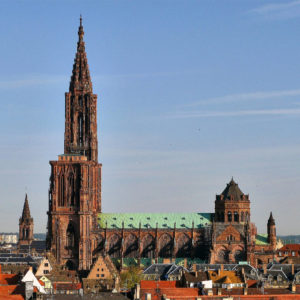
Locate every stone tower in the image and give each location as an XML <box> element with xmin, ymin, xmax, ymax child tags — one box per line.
<box><xmin>214</xmin><ymin>178</ymin><xmax>250</xmax><ymax>223</ymax></box>
<box><xmin>19</xmin><ymin>194</ymin><xmax>34</xmax><ymax>246</ymax></box>
<box><xmin>47</xmin><ymin>17</ymin><xmax>102</xmax><ymax>271</ymax></box>
<box><xmin>267</xmin><ymin>212</ymin><xmax>276</xmax><ymax>250</ymax></box>
<box><xmin>210</xmin><ymin>179</ymin><xmax>252</xmax><ymax>264</ymax></box>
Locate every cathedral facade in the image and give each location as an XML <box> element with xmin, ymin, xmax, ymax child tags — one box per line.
<box><xmin>46</xmin><ymin>19</ymin><xmax>277</xmax><ymax>271</ymax></box>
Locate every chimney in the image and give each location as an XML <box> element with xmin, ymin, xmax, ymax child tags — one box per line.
<box><xmin>0</xmin><ymin>264</ymin><xmax>1</xmax><ymax>274</ymax></box>
<box><xmin>217</xmin><ymin>288</ymin><xmax>222</xmax><ymax>295</ymax></box>
<box><xmin>218</xmin><ymin>268</ymin><xmax>221</xmax><ymax>276</ymax></box>
<box><xmin>135</xmin><ymin>284</ymin><xmax>140</xmax><ymax>299</ymax></box>
<box><xmin>243</xmin><ymin>287</ymin><xmax>248</xmax><ymax>295</ymax></box>
<box><xmin>184</xmin><ymin>258</ymin><xmax>187</xmax><ymax>269</ymax></box>
<box><xmin>292</xmin><ymin>264</ymin><xmax>295</xmax><ymax>275</ymax></box>
<box><xmin>221</xmin><ymin>264</ymin><xmax>224</xmax><ymax>272</ymax></box>
<box><xmin>193</xmin><ymin>264</ymin><xmax>197</xmax><ymax>273</ymax></box>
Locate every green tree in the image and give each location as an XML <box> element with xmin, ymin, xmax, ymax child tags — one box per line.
<box><xmin>120</xmin><ymin>266</ymin><xmax>142</xmax><ymax>289</ymax></box>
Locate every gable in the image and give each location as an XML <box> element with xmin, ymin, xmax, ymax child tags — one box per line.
<box><xmin>216</xmin><ymin>225</ymin><xmax>242</xmax><ymax>242</ymax></box>
<box><xmin>88</xmin><ymin>255</ymin><xmax>118</xmax><ymax>280</ymax></box>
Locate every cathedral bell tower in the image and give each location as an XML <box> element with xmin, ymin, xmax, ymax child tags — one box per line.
<box><xmin>19</xmin><ymin>194</ymin><xmax>34</xmax><ymax>246</ymax></box>
<box><xmin>47</xmin><ymin>17</ymin><xmax>102</xmax><ymax>271</ymax></box>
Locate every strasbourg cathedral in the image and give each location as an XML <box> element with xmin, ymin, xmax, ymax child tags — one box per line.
<box><xmin>32</xmin><ymin>18</ymin><xmax>279</xmax><ymax>271</ymax></box>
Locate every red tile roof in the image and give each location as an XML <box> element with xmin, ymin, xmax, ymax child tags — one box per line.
<box><xmin>279</xmin><ymin>244</ymin><xmax>300</xmax><ymax>251</ymax></box>
<box><xmin>0</xmin><ymin>274</ymin><xmax>19</xmax><ymax>285</ymax></box>
<box><xmin>140</xmin><ymin>280</ymin><xmax>178</xmax><ymax>289</ymax></box>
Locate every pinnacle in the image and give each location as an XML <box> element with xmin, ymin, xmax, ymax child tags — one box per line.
<box><xmin>69</xmin><ymin>16</ymin><xmax>93</xmax><ymax>93</ymax></box>
<box><xmin>268</xmin><ymin>211</ymin><xmax>275</xmax><ymax>225</ymax></box>
<box><xmin>21</xmin><ymin>194</ymin><xmax>32</xmax><ymax>220</ymax></box>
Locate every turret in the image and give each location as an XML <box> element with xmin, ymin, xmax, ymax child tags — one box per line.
<box><xmin>19</xmin><ymin>194</ymin><xmax>34</xmax><ymax>246</ymax></box>
<box><xmin>214</xmin><ymin>178</ymin><xmax>250</xmax><ymax>223</ymax></box>
<box><xmin>267</xmin><ymin>212</ymin><xmax>276</xmax><ymax>249</ymax></box>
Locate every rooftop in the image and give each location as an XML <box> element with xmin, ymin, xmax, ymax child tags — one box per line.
<box><xmin>97</xmin><ymin>212</ymin><xmax>212</xmax><ymax>229</ymax></box>
<box><xmin>255</xmin><ymin>233</ymin><xmax>269</xmax><ymax>246</ymax></box>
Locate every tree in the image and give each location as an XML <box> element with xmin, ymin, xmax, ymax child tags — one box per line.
<box><xmin>120</xmin><ymin>266</ymin><xmax>142</xmax><ymax>289</ymax></box>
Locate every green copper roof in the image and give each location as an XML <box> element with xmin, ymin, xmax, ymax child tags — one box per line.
<box><xmin>255</xmin><ymin>233</ymin><xmax>269</xmax><ymax>246</ymax></box>
<box><xmin>97</xmin><ymin>213</ymin><xmax>212</xmax><ymax>229</ymax></box>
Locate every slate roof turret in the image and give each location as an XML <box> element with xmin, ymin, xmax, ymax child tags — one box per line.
<box><xmin>20</xmin><ymin>194</ymin><xmax>32</xmax><ymax>222</ymax></box>
<box><xmin>219</xmin><ymin>178</ymin><xmax>248</xmax><ymax>201</ymax></box>
<box><xmin>268</xmin><ymin>212</ymin><xmax>275</xmax><ymax>226</ymax></box>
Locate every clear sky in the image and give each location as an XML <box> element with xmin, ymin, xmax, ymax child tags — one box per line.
<box><xmin>0</xmin><ymin>0</ymin><xmax>299</xmax><ymax>235</ymax></box>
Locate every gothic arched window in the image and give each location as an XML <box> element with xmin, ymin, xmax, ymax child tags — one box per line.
<box><xmin>59</xmin><ymin>174</ymin><xmax>65</xmax><ymax>206</ymax></box>
<box><xmin>227</xmin><ymin>211</ymin><xmax>232</xmax><ymax>222</ymax></box>
<box><xmin>234</xmin><ymin>211</ymin><xmax>239</xmax><ymax>222</ymax></box>
<box><xmin>69</xmin><ymin>173</ymin><xmax>75</xmax><ymax>206</ymax></box>
<box><xmin>66</xmin><ymin>223</ymin><xmax>75</xmax><ymax>249</ymax></box>
<box><xmin>78</xmin><ymin>113</ymin><xmax>83</xmax><ymax>146</ymax></box>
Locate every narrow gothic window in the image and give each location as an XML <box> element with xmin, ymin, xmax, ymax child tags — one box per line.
<box><xmin>78</xmin><ymin>114</ymin><xmax>83</xmax><ymax>146</ymax></box>
<box><xmin>234</xmin><ymin>211</ymin><xmax>239</xmax><ymax>222</ymax></box>
<box><xmin>66</xmin><ymin>223</ymin><xmax>75</xmax><ymax>249</ymax></box>
<box><xmin>227</xmin><ymin>211</ymin><xmax>232</xmax><ymax>222</ymax></box>
<box><xmin>241</xmin><ymin>212</ymin><xmax>244</xmax><ymax>222</ymax></box>
<box><xmin>69</xmin><ymin>173</ymin><xmax>75</xmax><ymax>206</ymax></box>
<box><xmin>59</xmin><ymin>175</ymin><xmax>65</xmax><ymax>206</ymax></box>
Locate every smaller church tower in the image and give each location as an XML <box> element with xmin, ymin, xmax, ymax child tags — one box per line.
<box><xmin>19</xmin><ymin>194</ymin><xmax>34</xmax><ymax>246</ymax></box>
<box><xmin>214</xmin><ymin>178</ymin><xmax>250</xmax><ymax>223</ymax></box>
<box><xmin>267</xmin><ymin>212</ymin><xmax>276</xmax><ymax>250</ymax></box>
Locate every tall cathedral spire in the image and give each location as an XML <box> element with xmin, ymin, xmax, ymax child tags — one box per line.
<box><xmin>64</xmin><ymin>16</ymin><xmax>98</xmax><ymax>161</ymax></box>
<box><xmin>69</xmin><ymin>16</ymin><xmax>93</xmax><ymax>93</ymax></box>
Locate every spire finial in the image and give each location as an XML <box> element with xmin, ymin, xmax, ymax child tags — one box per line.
<box><xmin>78</xmin><ymin>15</ymin><xmax>84</xmax><ymax>41</ymax></box>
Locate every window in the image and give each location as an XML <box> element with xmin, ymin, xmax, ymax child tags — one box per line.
<box><xmin>227</xmin><ymin>211</ymin><xmax>232</xmax><ymax>222</ymax></box>
<box><xmin>96</xmin><ymin>274</ymin><xmax>99</xmax><ymax>278</ymax></box>
<box><xmin>292</xmin><ymin>251</ymin><xmax>295</xmax><ymax>256</ymax></box>
<box><xmin>101</xmin><ymin>268</ymin><xmax>104</xmax><ymax>271</ymax></box>
<box><xmin>44</xmin><ymin>270</ymin><xmax>49</xmax><ymax>274</ymax></box>
<box><xmin>97</xmin><ymin>268</ymin><xmax>99</xmax><ymax>271</ymax></box>
<box><xmin>59</xmin><ymin>174</ymin><xmax>64</xmax><ymax>206</ymax></box>
<box><xmin>101</xmin><ymin>274</ymin><xmax>104</xmax><ymax>278</ymax></box>
<box><xmin>227</xmin><ymin>235</ymin><xmax>235</xmax><ymax>241</ymax></box>
<box><xmin>44</xmin><ymin>263</ymin><xmax>48</xmax><ymax>267</ymax></box>
<box><xmin>234</xmin><ymin>212</ymin><xmax>239</xmax><ymax>222</ymax></box>
<box><xmin>78</xmin><ymin>113</ymin><xmax>83</xmax><ymax>146</ymax></box>
<box><xmin>278</xmin><ymin>252</ymin><xmax>282</xmax><ymax>256</ymax></box>
<box><xmin>285</xmin><ymin>251</ymin><xmax>288</xmax><ymax>255</ymax></box>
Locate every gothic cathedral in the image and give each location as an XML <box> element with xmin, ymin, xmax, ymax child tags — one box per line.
<box><xmin>46</xmin><ymin>18</ymin><xmax>277</xmax><ymax>271</ymax></box>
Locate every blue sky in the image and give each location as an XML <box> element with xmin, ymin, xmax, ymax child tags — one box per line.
<box><xmin>0</xmin><ymin>0</ymin><xmax>300</xmax><ymax>234</ymax></box>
